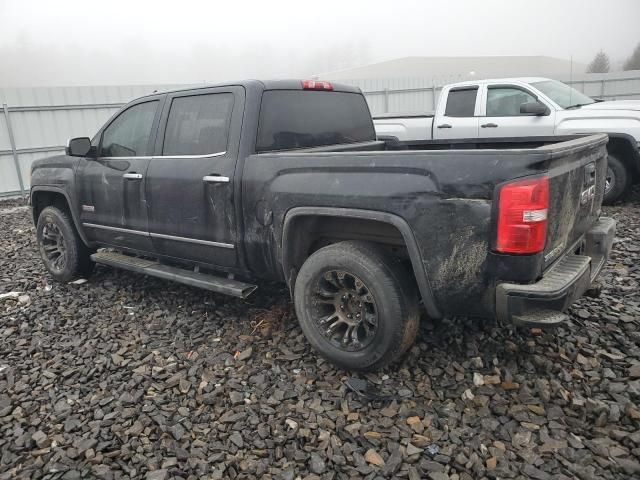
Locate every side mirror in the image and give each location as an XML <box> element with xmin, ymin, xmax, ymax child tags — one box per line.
<box><xmin>66</xmin><ymin>137</ymin><xmax>93</xmax><ymax>157</ymax></box>
<box><xmin>520</xmin><ymin>101</ymin><xmax>550</xmax><ymax>116</ymax></box>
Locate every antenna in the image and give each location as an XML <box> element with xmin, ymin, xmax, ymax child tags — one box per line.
<box><xmin>569</xmin><ymin>55</ymin><xmax>573</xmax><ymax>105</ymax></box>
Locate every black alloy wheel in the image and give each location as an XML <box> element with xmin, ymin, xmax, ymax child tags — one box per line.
<box><xmin>36</xmin><ymin>206</ymin><xmax>94</xmax><ymax>282</ymax></box>
<box><xmin>311</xmin><ymin>270</ymin><xmax>378</xmax><ymax>352</ymax></box>
<box><xmin>294</xmin><ymin>241</ymin><xmax>419</xmax><ymax>371</ymax></box>
<box><xmin>40</xmin><ymin>220</ymin><xmax>68</xmax><ymax>273</ymax></box>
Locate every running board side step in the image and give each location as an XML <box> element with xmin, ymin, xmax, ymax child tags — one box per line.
<box><xmin>91</xmin><ymin>251</ymin><xmax>257</xmax><ymax>298</ymax></box>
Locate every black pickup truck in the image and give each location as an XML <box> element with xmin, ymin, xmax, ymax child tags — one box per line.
<box><xmin>30</xmin><ymin>79</ymin><xmax>615</xmax><ymax>371</ymax></box>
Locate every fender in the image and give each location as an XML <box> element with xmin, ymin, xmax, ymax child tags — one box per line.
<box><xmin>605</xmin><ymin>132</ymin><xmax>640</xmax><ymax>173</ymax></box>
<box><xmin>30</xmin><ymin>186</ymin><xmax>92</xmax><ymax>247</ymax></box>
<box><xmin>281</xmin><ymin>206</ymin><xmax>442</xmax><ymax>319</ymax></box>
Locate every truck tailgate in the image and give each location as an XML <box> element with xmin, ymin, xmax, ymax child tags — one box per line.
<box><xmin>540</xmin><ymin>134</ymin><xmax>608</xmax><ymax>269</ymax></box>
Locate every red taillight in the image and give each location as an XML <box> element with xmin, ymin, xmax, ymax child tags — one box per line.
<box><xmin>302</xmin><ymin>80</ymin><xmax>333</xmax><ymax>91</ymax></box>
<box><xmin>496</xmin><ymin>176</ymin><xmax>549</xmax><ymax>254</ymax></box>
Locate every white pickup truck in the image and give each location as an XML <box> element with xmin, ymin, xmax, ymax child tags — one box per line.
<box><xmin>373</xmin><ymin>77</ymin><xmax>640</xmax><ymax>204</ymax></box>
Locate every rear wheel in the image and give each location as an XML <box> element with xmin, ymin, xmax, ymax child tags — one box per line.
<box><xmin>603</xmin><ymin>153</ymin><xmax>629</xmax><ymax>205</ymax></box>
<box><xmin>294</xmin><ymin>241</ymin><xmax>419</xmax><ymax>371</ymax></box>
<box><xmin>36</xmin><ymin>206</ymin><xmax>94</xmax><ymax>282</ymax></box>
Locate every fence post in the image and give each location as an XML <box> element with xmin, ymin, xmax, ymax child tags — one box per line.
<box><xmin>431</xmin><ymin>83</ymin><xmax>437</xmax><ymax>110</ymax></box>
<box><xmin>383</xmin><ymin>88</ymin><xmax>389</xmax><ymax>113</ymax></box>
<box><xmin>600</xmin><ymin>79</ymin><xmax>606</xmax><ymax>99</ymax></box>
<box><xmin>2</xmin><ymin>103</ymin><xmax>25</xmax><ymax>196</ymax></box>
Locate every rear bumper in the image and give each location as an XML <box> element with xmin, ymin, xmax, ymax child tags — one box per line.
<box><xmin>496</xmin><ymin>217</ymin><xmax>615</xmax><ymax>326</ymax></box>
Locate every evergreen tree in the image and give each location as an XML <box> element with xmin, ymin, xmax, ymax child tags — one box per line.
<box><xmin>623</xmin><ymin>42</ymin><xmax>640</xmax><ymax>71</ymax></box>
<box><xmin>587</xmin><ymin>50</ymin><xmax>610</xmax><ymax>73</ymax></box>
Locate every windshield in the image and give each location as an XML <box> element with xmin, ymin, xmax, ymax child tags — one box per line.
<box><xmin>530</xmin><ymin>79</ymin><xmax>596</xmax><ymax>109</ymax></box>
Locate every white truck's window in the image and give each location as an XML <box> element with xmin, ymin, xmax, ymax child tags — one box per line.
<box><xmin>486</xmin><ymin>87</ymin><xmax>537</xmax><ymax>116</ymax></box>
<box><xmin>444</xmin><ymin>88</ymin><xmax>477</xmax><ymax>117</ymax></box>
<box><xmin>163</xmin><ymin>93</ymin><xmax>234</xmax><ymax>156</ymax></box>
<box><xmin>101</xmin><ymin>101</ymin><xmax>158</xmax><ymax>157</ymax></box>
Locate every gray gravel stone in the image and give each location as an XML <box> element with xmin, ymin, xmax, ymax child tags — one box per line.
<box><xmin>145</xmin><ymin>469</ymin><xmax>168</xmax><ymax>480</ymax></box>
<box><xmin>309</xmin><ymin>452</ymin><xmax>326</xmax><ymax>474</ymax></box>
<box><xmin>229</xmin><ymin>432</ymin><xmax>244</xmax><ymax>448</ymax></box>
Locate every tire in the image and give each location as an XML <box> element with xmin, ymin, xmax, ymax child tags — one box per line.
<box><xmin>294</xmin><ymin>241</ymin><xmax>419</xmax><ymax>371</ymax></box>
<box><xmin>36</xmin><ymin>206</ymin><xmax>94</xmax><ymax>283</ymax></box>
<box><xmin>603</xmin><ymin>153</ymin><xmax>629</xmax><ymax>205</ymax></box>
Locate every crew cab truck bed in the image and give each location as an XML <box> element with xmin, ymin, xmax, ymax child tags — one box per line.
<box><xmin>30</xmin><ymin>79</ymin><xmax>615</xmax><ymax>371</ymax></box>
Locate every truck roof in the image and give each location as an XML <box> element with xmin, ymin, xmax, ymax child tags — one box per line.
<box><xmin>137</xmin><ymin>79</ymin><xmax>362</xmax><ymax>100</ymax></box>
<box><xmin>446</xmin><ymin>77</ymin><xmax>552</xmax><ymax>88</ymax></box>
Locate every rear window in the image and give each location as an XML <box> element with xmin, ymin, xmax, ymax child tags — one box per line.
<box><xmin>256</xmin><ymin>90</ymin><xmax>375</xmax><ymax>152</ymax></box>
<box><xmin>444</xmin><ymin>88</ymin><xmax>478</xmax><ymax>117</ymax></box>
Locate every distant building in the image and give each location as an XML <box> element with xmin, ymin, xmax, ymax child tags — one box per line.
<box><xmin>317</xmin><ymin>56</ymin><xmax>586</xmax><ymax>83</ymax></box>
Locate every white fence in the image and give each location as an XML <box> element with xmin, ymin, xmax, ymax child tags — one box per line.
<box><xmin>1</xmin><ymin>71</ymin><xmax>640</xmax><ymax>197</ymax></box>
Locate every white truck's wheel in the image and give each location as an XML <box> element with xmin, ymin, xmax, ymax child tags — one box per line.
<box><xmin>603</xmin><ymin>154</ymin><xmax>629</xmax><ymax>205</ymax></box>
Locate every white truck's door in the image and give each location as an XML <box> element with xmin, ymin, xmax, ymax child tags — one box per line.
<box><xmin>433</xmin><ymin>85</ymin><xmax>480</xmax><ymax>139</ymax></box>
<box><xmin>478</xmin><ymin>84</ymin><xmax>556</xmax><ymax>138</ymax></box>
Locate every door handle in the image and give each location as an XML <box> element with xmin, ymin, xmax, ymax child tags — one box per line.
<box><xmin>437</xmin><ymin>124</ymin><xmax>452</xmax><ymax>129</ymax></box>
<box><xmin>123</xmin><ymin>173</ymin><xmax>143</xmax><ymax>180</ymax></box>
<box><xmin>481</xmin><ymin>123</ymin><xmax>498</xmax><ymax>128</ymax></box>
<box><xmin>203</xmin><ymin>175</ymin><xmax>230</xmax><ymax>183</ymax></box>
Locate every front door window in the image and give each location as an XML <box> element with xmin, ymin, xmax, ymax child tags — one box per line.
<box><xmin>101</xmin><ymin>101</ymin><xmax>158</xmax><ymax>157</ymax></box>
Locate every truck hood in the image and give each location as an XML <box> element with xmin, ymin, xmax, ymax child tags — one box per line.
<box><xmin>580</xmin><ymin>100</ymin><xmax>640</xmax><ymax>112</ymax></box>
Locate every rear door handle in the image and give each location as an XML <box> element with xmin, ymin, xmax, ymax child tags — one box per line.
<box><xmin>437</xmin><ymin>124</ymin><xmax>452</xmax><ymax>129</ymax></box>
<box><xmin>203</xmin><ymin>175</ymin><xmax>230</xmax><ymax>183</ymax></box>
<box><xmin>123</xmin><ymin>173</ymin><xmax>143</xmax><ymax>180</ymax></box>
<box><xmin>481</xmin><ymin>123</ymin><xmax>498</xmax><ymax>128</ymax></box>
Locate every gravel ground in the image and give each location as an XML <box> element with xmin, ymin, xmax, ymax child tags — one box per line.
<box><xmin>1</xmin><ymin>190</ymin><xmax>639</xmax><ymax>480</ymax></box>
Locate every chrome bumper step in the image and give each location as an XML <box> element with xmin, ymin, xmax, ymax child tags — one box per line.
<box><xmin>512</xmin><ymin>310</ymin><xmax>569</xmax><ymax>328</ymax></box>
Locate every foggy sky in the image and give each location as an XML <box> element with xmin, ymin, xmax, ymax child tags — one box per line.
<box><xmin>0</xmin><ymin>0</ymin><xmax>638</xmax><ymax>87</ymax></box>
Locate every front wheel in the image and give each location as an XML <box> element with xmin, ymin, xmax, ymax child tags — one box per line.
<box><xmin>294</xmin><ymin>241</ymin><xmax>419</xmax><ymax>371</ymax></box>
<box><xmin>603</xmin><ymin>153</ymin><xmax>629</xmax><ymax>205</ymax></box>
<box><xmin>36</xmin><ymin>206</ymin><xmax>94</xmax><ymax>282</ymax></box>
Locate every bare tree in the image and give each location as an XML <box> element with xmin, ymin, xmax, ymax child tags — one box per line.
<box><xmin>623</xmin><ymin>42</ymin><xmax>640</xmax><ymax>71</ymax></box>
<box><xmin>587</xmin><ymin>50</ymin><xmax>610</xmax><ymax>73</ymax></box>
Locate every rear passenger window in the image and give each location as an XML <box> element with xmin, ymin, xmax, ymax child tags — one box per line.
<box><xmin>162</xmin><ymin>93</ymin><xmax>233</xmax><ymax>156</ymax></box>
<box><xmin>444</xmin><ymin>88</ymin><xmax>478</xmax><ymax>117</ymax></box>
